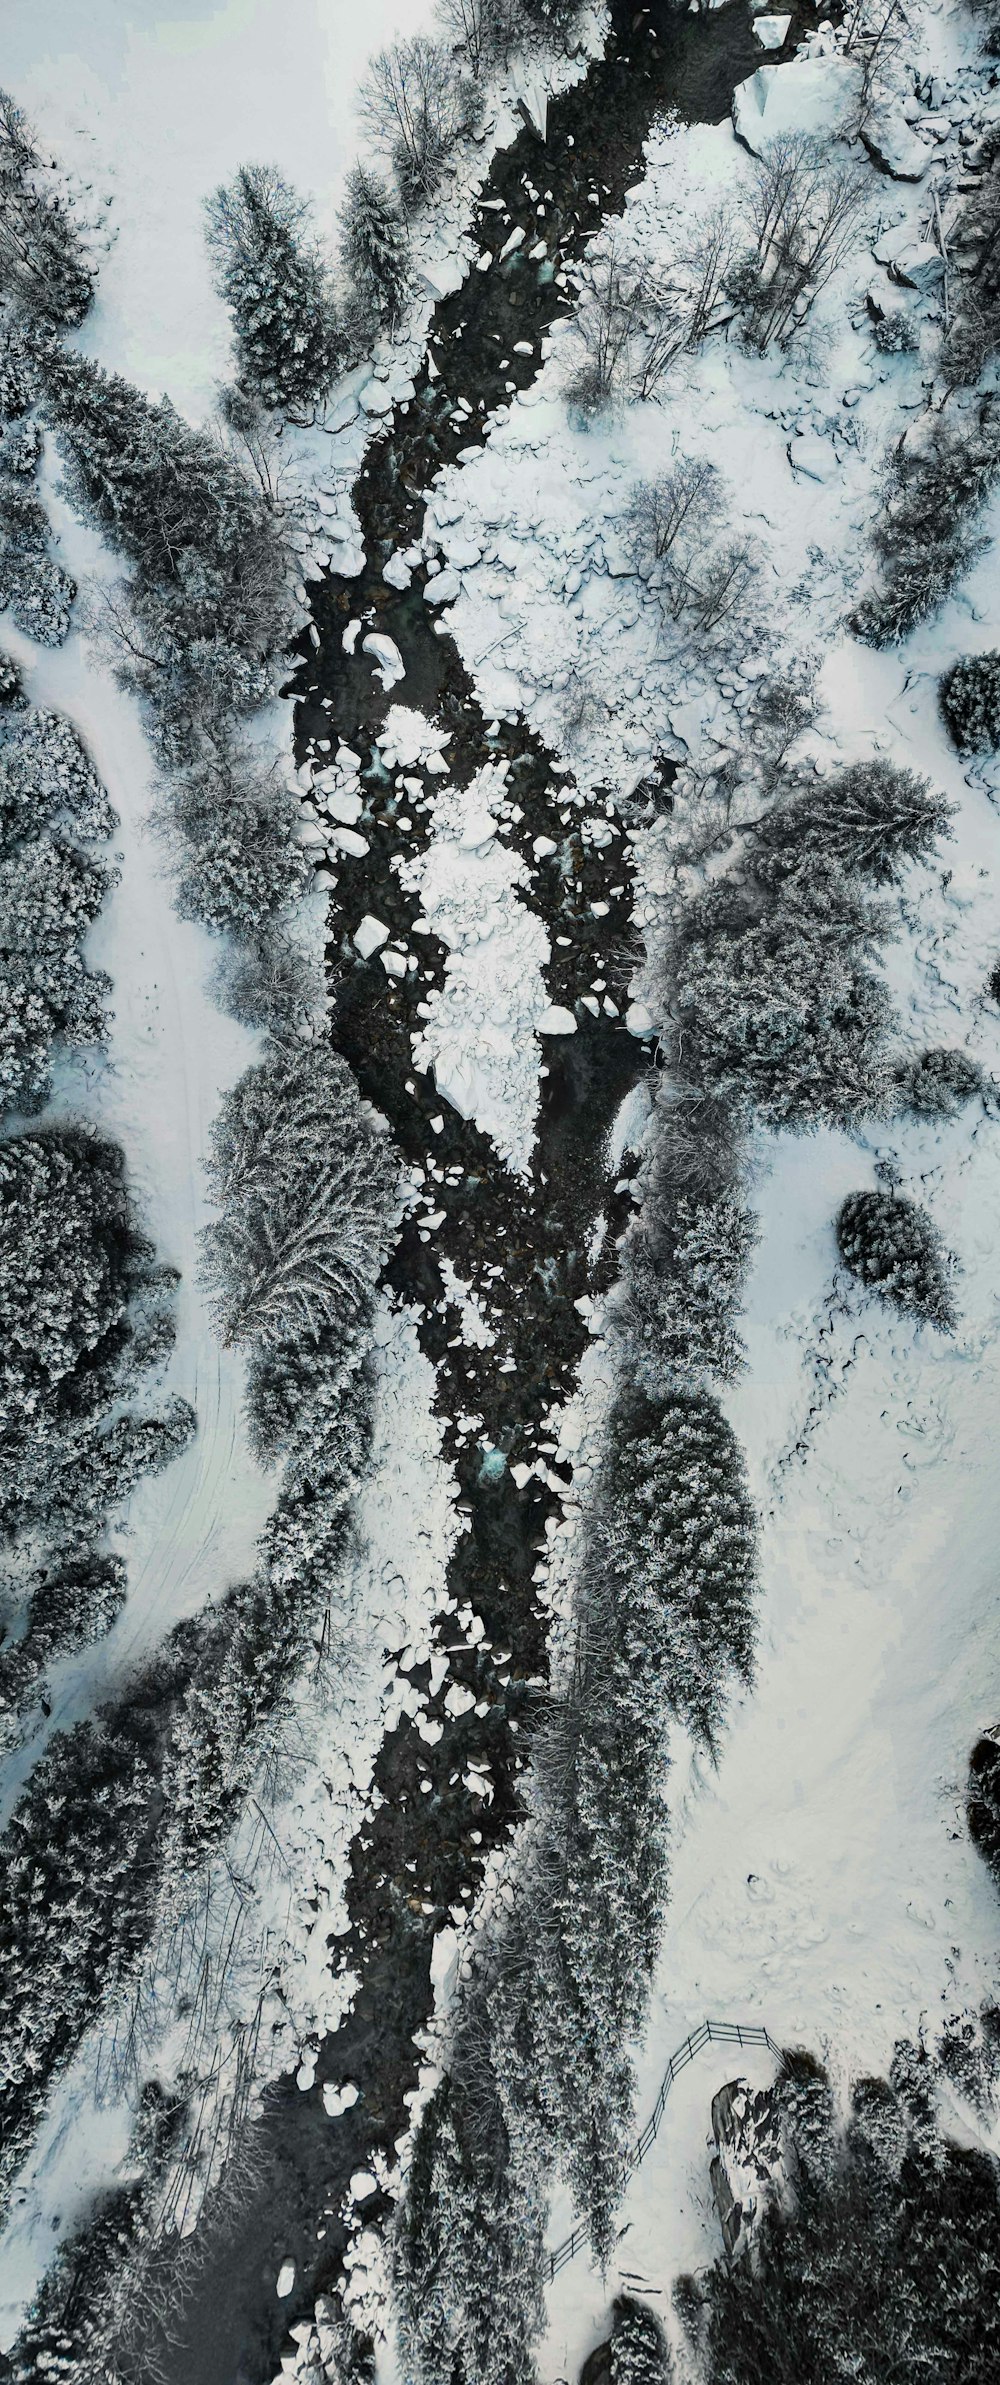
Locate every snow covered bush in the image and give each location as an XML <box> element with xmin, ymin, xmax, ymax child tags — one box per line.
<box><xmin>360</xmin><ymin>36</ymin><xmax>476</xmax><ymax>204</ymax></box>
<box><xmin>158</xmin><ymin>741</ymin><xmax>307</xmax><ymax>942</ymax></box>
<box><xmin>671</xmin><ymin>860</ymin><xmax>895</xmax><ymax>1128</ymax></box>
<box><xmin>0</xmin><ymin>88</ymin><xmax>94</xmax><ymax>326</ymax></box>
<box><xmin>570</xmin><ymin>239</ymin><xmax>685</xmax><ymax>412</ymax></box>
<box><xmin>599</xmin><ymin>2296</ymin><xmax>673</xmax><ymax>2384</ymax></box>
<box><xmin>591</xmin><ymin>1389</ymin><xmax>756</xmax><ymax>1750</ymax></box>
<box><xmin>872</xmin><ymin>307</ymin><xmax>918</xmax><ymax>354</ymax></box>
<box><xmin>203</xmin><ymin>1040</ymin><xmax>398</xmax><ymax>1365</ymax></box>
<box><xmin>0</xmin><ymin>1552</ymin><xmax>126</xmax><ymax>1748</ymax></box>
<box><xmin>394</xmin><ymin>2067</ymin><xmax>545</xmax><ymax>2385</ymax></box>
<box><xmin>627</xmin><ymin>460</ymin><xmax>760</xmax><ymax>644</ymax></box>
<box><xmin>940</xmin><ymin>650</ymin><xmax>1000</xmax><ymax>754</ymax></box>
<box><xmin>836</xmin><ymin>1188</ymin><xmax>955</xmax><ymax>1327</ymax></box>
<box><xmin>0</xmin><ymin>459</ymin><xmax>75</xmax><ymax>643</ymax></box>
<box><xmin>681</xmin><ymin>2051</ymin><xmax>1000</xmax><ymax>2385</ymax></box>
<box><xmin>609</xmin><ymin>1190</ymin><xmax>756</xmax><ymax>1390</ymax></box>
<box><xmin>0</xmin><ymin>1129</ymin><xmax>192</xmax><ymax>1540</ymax></box>
<box><xmin>0</xmin><ymin>699</ymin><xmax>116</xmax><ymax>844</ymax></box>
<box><xmin>205</xmin><ymin>165</ymin><xmax>341</xmax><ymax>415</ymax></box>
<box><xmin>437</xmin><ymin>0</ymin><xmax>520</xmax><ymax>76</ymax></box>
<box><xmin>896</xmin><ymin>1046</ymin><xmax>983</xmax><ymax>1117</ymax></box>
<box><xmin>340</xmin><ymin>163</ymin><xmax>410</xmax><ymax>341</ymax></box>
<box><xmin>852</xmin><ymin>410</ymin><xmax>1000</xmax><ymax>647</ymax></box>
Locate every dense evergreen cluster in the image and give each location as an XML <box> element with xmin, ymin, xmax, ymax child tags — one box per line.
<box><xmin>681</xmin><ymin>2047</ymin><xmax>1000</xmax><ymax>2385</ymax></box>
<box><xmin>852</xmin><ymin>408</ymin><xmax>1000</xmax><ymax>647</ymax></box>
<box><xmin>666</xmin><ymin>761</ymin><xmax>952</xmax><ymax>1128</ymax></box>
<box><xmin>0</xmin><ymin>327</ymin><xmax>75</xmax><ymax>643</ymax></box>
<box><xmin>397</xmin><ymin>1375</ymin><xmax>757</xmax><ymax>2376</ymax></box>
<box><xmin>205</xmin><ymin>165</ymin><xmax>340</xmax><ymax>414</ymax></box>
<box><xmin>0</xmin><ymin>1130</ymin><xmax>191</xmax><ymax>1540</ymax></box>
<box><xmin>940</xmin><ymin>648</ymin><xmax>1000</xmax><ymax>754</ymax></box>
<box><xmin>0</xmin><ymin>1719</ymin><xmax>156</xmax><ymax>2207</ymax></box>
<box><xmin>836</xmin><ymin>1187</ymin><xmax>955</xmax><ymax>1328</ymax></box>
<box><xmin>0</xmin><ymin>89</ymin><xmax>94</xmax><ymax>327</ymax></box>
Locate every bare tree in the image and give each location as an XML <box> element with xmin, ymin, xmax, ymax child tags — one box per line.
<box><xmin>739</xmin><ymin>134</ymin><xmax>871</xmax><ymax>352</ymax></box>
<box><xmin>360</xmin><ymin>36</ymin><xmax>474</xmax><ymax>202</ymax></box>
<box><xmin>436</xmin><ymin>0</ymin><xmax>519</xmax><ymax>75</ymax></box>
<box><xmin>841</xmin><ymin>0</ymin><xmax>907</xmax><ymax>117</ymax></box>
<box><xmin>627</xmin><ymin>459</ymin><xmax>760</xmax><ymax>643</ymax></box>
<box><xmin>570</xmin><ymin>236</ymin><xmax>687</xmax><ymax>410</ymax></box>
<box><xmin>683</xmin><ymin>202</ymin><xmax>741</xmax><ymax>346</ymax></box>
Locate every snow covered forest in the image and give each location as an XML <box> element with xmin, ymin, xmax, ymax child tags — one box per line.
<box><xmin>4</xmin><ymin>0</ymin><xmax>1000</xmax><ymax>2378</ymax></box>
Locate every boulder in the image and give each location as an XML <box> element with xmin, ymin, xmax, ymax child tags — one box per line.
<box><xmin>861</xmin><ymin>108</ymin><xmax>930</xmax><ymax>180</ymax></box>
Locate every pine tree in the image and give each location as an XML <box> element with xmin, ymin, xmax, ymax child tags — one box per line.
<box><xmin>203</xmin><ymin>1041</ymin><xmax>398</xmax><ymax>1356</ymax></box>
<box><xmin>341</xmin><ymin>163</ymin><xmax>410</xmax><ymax>338</ymax></box>
<box><xmin>609</xmin><ymin>2296</ymin><xmax>673</xmax><ymax>2384</ymax></box>
<box><xmin>205</xmin><ymin>165</ymin><xmax>340</xmax><ymax>413</ymax></box>
<box><xmin>836</xmin><ymin>1188</ymin><xmax>955</xmax><ymax>1328</ymax></box>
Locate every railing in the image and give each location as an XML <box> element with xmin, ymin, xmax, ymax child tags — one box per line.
<box><xmin>547</xmin><ymin>2016</ymin><xmax>782</xmax><ymax>2280</ymax></box>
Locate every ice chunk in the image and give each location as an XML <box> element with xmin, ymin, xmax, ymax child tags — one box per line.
<box><xmin>276</xmin><ymin>2261</ymin><xmax>296</xmax><ymax>2299</ymax></box>
<box><xmin>536</xmin><ymin>1004</ymin><xmax>577</xmax><ymax>1035</ymax></box>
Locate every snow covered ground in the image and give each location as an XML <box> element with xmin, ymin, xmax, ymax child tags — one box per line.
<box><xmin>2</xmin><ymin>0</ymin><xmax>438</xmax><ymax>421</ymax></box>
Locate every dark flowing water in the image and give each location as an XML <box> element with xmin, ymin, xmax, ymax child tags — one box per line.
<box><xmin>146</xmin><ymin>8</ymin><xmax>812</xmax><ymax>2380</ymax></box>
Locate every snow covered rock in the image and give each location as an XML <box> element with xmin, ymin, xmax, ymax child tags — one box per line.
<box><xmin>626</xmin><ymin>1002</ymin><xmax>656</xmax><ymax>1037</ymax></box>
<box><xmin>536</xmin><ymin>1004</ymin><xmax>577</xmax><ymax>1035</ymax></box>
<box><xmin>424</xmin><ymin>569</ymin><xmax>461</xmax><ymax>607</ymax></box>
<box><xmin>276</xmin><ymin>2262</ymin><xmax>296</xmax><ymax>2299</ymax></box>
<box><xmin>788</xmin><ymin>433</ymin><xmax>838</xmax><ymax>483</ymax></box>
<box><xmin>733</xmin><ymin>57</ymin><xmax>859</xmax><ymax>154</ymax></box>
<box><xmin>383</xmin><ymin>552</ymin><xmax>412</xmax><ymax>590</ymax></box>
<box><xmin>354</xmin><ymin>916</ymin><xmax>390</xmax><ymax>960</ymax></box>
<box><xmin>861</xmin><ymin>110</ymin><xmax>930</xmax><ymax>181</ymax></box>
<box><xmin>362</xmin><ymin>631</ymin><xmax>405</xmax><ymax>690</ymax></box>
<box><xmin>889</xmin><ymin>239</ymin><xmax>945</xmax><ymax>291</ymax></box>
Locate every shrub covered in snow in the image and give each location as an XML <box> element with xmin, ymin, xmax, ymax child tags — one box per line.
<box><xmin>969</xmin><ymin>1725</ymin><xmax>1000</xmax><ymax>1884</ymax></box>
<box><xmin>610</xmin><ymin>1190</ymin><xmax>757</xmax><ymax>1390</ymax></box>
<box><xmin>733</xmin><ymin>134</ymin><xmax>871</xmax><ymax>355</ymax></box>
<box><xmin>896</xmin><ymin>1046</ymin><xmax>983</xmax><ymax>1118</ymax></box>
<box><xmin>940</xmin><ymin>650</ymin><xmax>1000</xmax><ymax>754</ymax></box>
<box><xmin>627</xmin><ymin>460</ymin><xmax>760</xmax><ymax>640</ymax></box>
<box><xmin>681</xmin><ymin>2049</ymin><xmax>1000</xmax><ymax>2385</ymax></box>
<box><xmin>872</xmin><ymin>308</ymin><xmax>918</xmax><ymax>355</ymax></box>
<box><xmin>0</xmin><ymin>690</ymin><xmax>116</xmax><ymax>1113</ymax></box>
<box><xmin>836</xmin><ymin>1188</ymin><xmax>955</xmax><ymax>1327</ymax></box>
<box><xmin>852</xmin><ymin>411</ymin><xmax>1000</xmax><ymax>647</ymax></box>
<box><xmin>158</xmin><ymin>741</ymin><xmax>307</xmax><ymax>942</ymax></box>
<box><xmin>605</xmin><ymin>2296</ymin><xmax>673</xmax><ymax>2384</ymax></box>
<box><xmin>203</xmin><ymin>1040</ymin><xmax>398</xmax><ymax>1364</ymax></box>
<box><xmin>672</xmin><ymin>859</ymin><xmax>894</xmax><ymax>1129</ymax></box>
<box><xmin>205</xmin><ymin>165</ymin><xmax>341</xmax><ymax>415</ymax></box>
<box><xmin>39</xmin><ymin>348</ymin><xmax>289</xmax><ymax>679</ymax></box>
<box><xmin>0</xmin><ymin>88</ymin><xmax>94</xmax><ymax>327</ymax></box>
<box><xmin>394</xmin><ymin>2066</ymin><xmax>545</xmax><ymax>2385</ymax></box>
